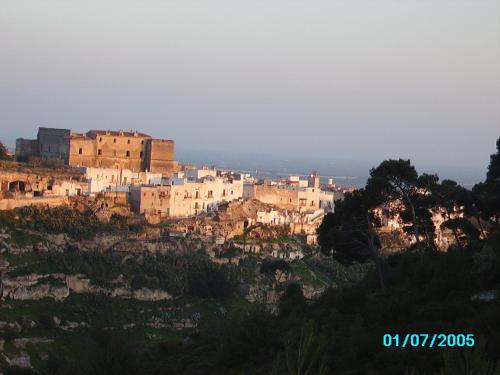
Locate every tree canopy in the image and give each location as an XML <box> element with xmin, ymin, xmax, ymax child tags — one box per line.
<box><xmin>0</xmin><ymin>140</ymin><xmax>9</xmax><ymax>160</ymax></box>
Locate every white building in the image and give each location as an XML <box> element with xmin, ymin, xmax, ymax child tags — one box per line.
<box><xmin>130</xmin><ymin>173</ymin><xmax>244</xmax><ymax>218</ymax></box>
<box><xmin>84</xmin><ymin>167</ymin><xmax>162</xmax><ymax>193</ymax></box>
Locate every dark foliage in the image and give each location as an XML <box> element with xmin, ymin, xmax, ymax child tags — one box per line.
<box><xmin>44</xmin><ymin>331</ymin><xmax>140</xmax><ymax>375</ymax></box>
<box><xmin>0</xmin><ymin>140</ymin><xmax>9</xmax><ymax>160</ymax></box>
<box><xmin>318</xmin><ymin>189</ymin><xmax>380</xmax><ymax>263</ymax></box>
<box><xmin>26</xmin><ymin>139</ymin><xmax>500</xmax><ymax>374</ymax></box>
<box><xmin>15</xmin><ymin>250</ymin><xmax>235</xmax><ymax>298</ymax></box>
<box><xmin>260</xmin><ymin>259</ymin><xmax>290</xmax><ymax>275</ymax></box>
<box><xmin>187</xmin><ymin>258</ymin><xmax>233</xmax><ymax>298</ymax></box>
<box><xmin>14</xmin><ymin>206</ymin><xmax>113</xmax><ymax>240</ymax></box>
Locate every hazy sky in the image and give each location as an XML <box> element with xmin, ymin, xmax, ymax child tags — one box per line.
<box><xmin>1</xmin><ymin>0</ymin><xmax>499</xmax><ymax>172</ymax></box>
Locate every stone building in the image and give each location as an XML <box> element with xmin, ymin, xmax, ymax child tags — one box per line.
<box><xmin>0</xmin><ymin>169</ymin><xmax>87</xmax><ymax>210</ymax></box>
<box><xmin>130</xmin><ymin>171</ymin><xmax>244</xmax><ymax>218</ymax></box>
<box><xmin>16</xmin><ymin>127</ymin><xmax>178</xmax><ymax>174</ymax></box>
<box><xmin>243</xmin><ymin>173</ymin><xmax>334</xmax><ymax>213</ymax></box>
<box><xmin>84</xmin><ymin>167</ymin><xmax>163</xmax><ymax>193</ymax></box>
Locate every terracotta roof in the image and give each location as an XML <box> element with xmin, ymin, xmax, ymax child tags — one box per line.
<box><xmin>87</xmin><ymin>130</ymin><xmax>152</xmax><ymax>138</ymax></box>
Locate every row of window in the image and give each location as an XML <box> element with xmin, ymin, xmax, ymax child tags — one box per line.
<box><xmin>78</xmin><ymin>148</ymin><xmax>143</xmax><ymax>158</ymax></box>
<box><xmin>144</xmin><ymin>190</ymin><xmax>235</xmax><ymax>200</ymax></box>
<box><xmin>98</xmin><ymin>137</ymin><xmax>145</xmax><ymax>145</ymax></box>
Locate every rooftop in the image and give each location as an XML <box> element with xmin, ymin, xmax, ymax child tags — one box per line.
<box><xmin>87</xmin><ymin>130</ymin><xmax>152</xmax><ymax>138</ymax></box>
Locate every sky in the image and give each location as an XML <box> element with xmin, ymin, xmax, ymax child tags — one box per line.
<box><xmin>1</xmin><ymin>0</ymin><xmax>499</xmax><ymax>180</ymax></box>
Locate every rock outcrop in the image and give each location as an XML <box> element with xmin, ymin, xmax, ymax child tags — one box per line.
<box><xmin>1</xmin><ymin>273</ymin><xmax>172</xmax><ymax>302</ymax></box>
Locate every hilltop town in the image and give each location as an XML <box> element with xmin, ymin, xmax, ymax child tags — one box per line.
<box><xmin>4</xmin><ymin>127</ymin><xmax>338</xmax><ymax>247</ymax></box>
<box><xmin>0</xmin><ymin>127</ymin><xmax>351</xmax><ymax>371</ymax></box>
<box><xmin>1</xmin><ymin>128</ymin><xmax>499</xmax><ymax>374</ymax></box>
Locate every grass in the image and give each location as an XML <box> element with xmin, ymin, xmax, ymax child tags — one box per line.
<box><xmin>0</xmin><ymin>293</ymin><xmax>254</xmax><ymax>372</ymax></box>
<box><xmin>290</xmin><ymin>260</ymin><xmax>329</xmax><ymax>289</ymax></box>
<box><xmin>0</xmin><ymin>210</ymin><xmax>43</xmax><ymax>246</ymax></box>
<box><xmin>0</xmin><ymin>293</ymin><xmax>252</xmax><ymax>347</ymax></box>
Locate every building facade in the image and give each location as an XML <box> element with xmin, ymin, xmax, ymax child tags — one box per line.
<box><xmin>84</xmin><ymin>167</ymin><xmax>163</xmax><ymax>193</ymax></box>
<box><xmin>130</xmin><ymin>174</ymin><xmax>244</xmax><ymax>218</ymax></box>
<box><xmin>243</xmin><ymin>174</ymin><xmax>334</xmax><ymax>213</ymax></box>
<box><xmin>16</xmin><ymin>127</ymin><xmax>178</xmax><ymax>173</ymax></box>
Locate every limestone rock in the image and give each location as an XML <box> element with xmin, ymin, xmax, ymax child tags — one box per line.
<box><xmin>0</xmin><ymin>321</ymin><xmax>22</xmax><ymax>334</ymax></box>
<box><xmin>60</xmin><ymin>321</ymin><xmax>80</xmax><ymax>331</ymax></box>
<box><xmin>52</xmin><ymin>316</ymin><xmax>61</xmax><ymax>328</ymax></box>
<box><xmin>131</xmin><ymin>288</ymin><xmax>172</xmax><ymax>301</ymax></box>
<box><xmin>0</xmin><ymin>259</ymin><xmax>10</xmax><ymax>271</ymax></box>
<box><xmin>8</xmin><ymin>351</ymin><xmax>32</xmax><ymax>368</ymax></box>
<box><xmin>19</xmin><ymin>318</ymin><xmax>36</xmax><ymax>330</ymax></box>
<box><xmin>13</xmin><ymin>337</ymin><xmax>54</xmax><ymax>349</ymax></box>
<box><xmin>6</xmin><ymin>283</ymin><xmax>69</xmax><ymax>302</ymax></box>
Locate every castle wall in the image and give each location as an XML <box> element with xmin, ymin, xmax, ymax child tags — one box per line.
<box><xmin>146</xmin><ymin>139</ymin><xmax>176</xmax><ymax>173</ymax></box>
<box><xmin>68</xmin><ymin>137</ymin><xmax>97</xmax><ymax>168</ymax></box>
<box><xmin>37</xmin><ymin>127</ymin><xmax>71</xmax><ymax>162</ymax></box>
<box><xmin>16</xmin><ymin>127</ymin><xmax>178</xmax><ymax>173</ymax></box>
<box><xmin>15</xmin><ymin>139</ymin><xmax>39</xmax><ymax>161</ymax></box>
<box><xmin>89</xmin><ymin>132</ymin><xmax>148</xmax><ymax>171</ymax></box>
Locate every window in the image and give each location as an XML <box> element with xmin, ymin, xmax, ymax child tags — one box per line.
<box><xmin>140</xmin><ymin>151</ymin><xmax>143</xmax><ymax>157</ymax></box>
<box><xmin>126</xmin><ymin>150</ymin><xmax>130</xmax><ymax>157</ymax></box>
<box><xmin>98</xmin><ymin>149</ymin><xmax>102</xmax><ymax>155</ymax></box>
<box><xmin>141</xmin><ymin>140</ymin><xmax>144</xmax><ymax>145</ymax></box>
<box><xmin>127</xmin><ymin>139</ymin><xmax>130</xmax><ymax>144</ymax></box>
<box><xmin>99</xmin><ymin>137</ymin><xmax>102</xmax><ymax>142</ymax></box>
<box><xmin>78</xmin><ymin>148</ymin><xmax>82</xmax><ymax>155</ymax></box>
<box><xmin>113</xmin><ymin>138</ymin><xmax>116</xmax><ymax>143</ymax></box>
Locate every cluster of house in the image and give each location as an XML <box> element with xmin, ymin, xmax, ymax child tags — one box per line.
<box><xmin>2</xmin><ymin>126</ymin><xmax>335</xmax><ymax>229</ymax></box>
<box><xmin>129</xmin><ymin>168</ymin><xmax>334</xmax><ymax>222</ymax></box>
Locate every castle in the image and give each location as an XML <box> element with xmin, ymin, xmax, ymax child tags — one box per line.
<box><xmin>15</xmin><ymin>127</ymin><xmax>178</xmax><ymax>173</ymax></box>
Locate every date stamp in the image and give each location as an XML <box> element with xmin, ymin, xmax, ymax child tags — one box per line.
<box><xmin>383</xmin><ymin>333</ymin><xmax>475</xmax><ymax>348</ymax></box>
